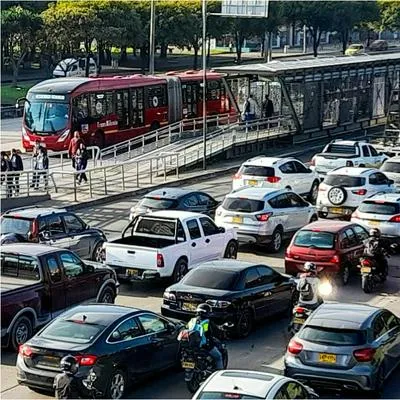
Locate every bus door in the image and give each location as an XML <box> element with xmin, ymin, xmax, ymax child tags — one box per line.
<box><xmin>182</xmin><ymin>82</ymin><xmax>198</xmax><ymax>118</ymax></box>
<box><xmin>116</xmin><ymin>90</ymin><xmax>130</xmax><ymax>133</ymax></box>
<box><xmin>130</xmin><ymin>87</ymin><xmax>145</xmax><ymax>129</ymax></box>
<box><xmin>166</xmin><ymin>76</ymin><xmax>182</xmax><ymax>123</ymax></box>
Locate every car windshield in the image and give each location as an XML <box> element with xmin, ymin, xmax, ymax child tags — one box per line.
<box><xmin>381</xmin><ymin>161</ymin><xmax>400</xmax><ymax>173</ymax></box>
<box><xmin>182</xmin><ymin>268</ymin><xmax>239</xmax><ymax>290</ymax></box>
<box><xmin>140</xmin><ymin>197</ymin><xmax>178</xmax><ymax>210</ymax></box>
<box><xmin>358</xmin><ymin>201</ymin><xmax>400</xmax><ymax>215</ymax></box>
<box><xmin>324</xmin><ymin>175</ymin><xmax>365</xmax><ymax>187</ymax></box>
<box><xmin>240</xmin><ymin>165</ymin><xmax>274</xmax><ymax>177</ymax></box>
<box><xmin>198</xmin><ymin>393</ymin><xmax>263</xmax><ymax>400</ymax></box>
<box><xmin>222</xmin><ymin>198</ymin><xmax>264</xmax><ymax>213</ymax></box>
<box><xmin>294</xmin><ymin>230</ymin><xmax>335</xmax><ymax>249</ymax></box>
<box><xmin>0</xmin><ymin>217</ymin><xmax>32</xmax><ymax>236</ymax></box>
<box><xmin>300</xmin><ymin>326</ymin><xmax>367</xmax><ymax>346</ymax></box>
<box><xmin>24</xmin><ymin>100</ymin><xmax>69</xmax><ymax>134</ymax></box>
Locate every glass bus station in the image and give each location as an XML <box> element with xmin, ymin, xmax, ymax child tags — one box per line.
<box><xmin>216</xmin><ymin>53</ymin><xmax>400</xmax><ymax>144</ymax></box>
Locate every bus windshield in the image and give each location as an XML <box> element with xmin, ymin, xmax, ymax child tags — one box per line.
<box><xmin>24</xmin><ymin>101</ymin><xmax>69</xmax><ymax>134</ymax></box>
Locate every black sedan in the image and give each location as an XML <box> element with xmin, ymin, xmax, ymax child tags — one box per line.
<box><xmin>161</xmin><ymin>260</ymin><xmax>296</xmax><ymax>338</ymax></box>
<box><xmin>129</xmin><ymin>188</ymin><xmax>220</xmax><ymax>220</ymax></box>
<box><xmin>16</xmin><ymin>304</ymin><xmax>184</xmax><ymax>399</ymax></box>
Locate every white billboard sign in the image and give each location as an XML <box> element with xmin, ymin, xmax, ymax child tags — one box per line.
<box><xmin>220</xmin><ymin>0</ymin><xmax>269</xmax><ymax>18</ymax></box>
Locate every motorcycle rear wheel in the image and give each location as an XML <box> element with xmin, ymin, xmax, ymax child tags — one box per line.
<box><xmin>362</xmin><ymin>275</ymin><xmax>373</xmax><ymax>294</ymax></box>
<box><xmin>186</xmin><ymin>372</ymin><xmax>202</xmax><ymax>394</ymax></box>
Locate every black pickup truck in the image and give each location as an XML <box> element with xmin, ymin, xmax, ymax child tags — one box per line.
<box><xmin>1</xmin><ymin>243</ymin><xmax>119</xmax><ymax>350</ymax></box>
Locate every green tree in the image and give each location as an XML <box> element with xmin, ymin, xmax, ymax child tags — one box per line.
<box><xmin>378</xmin><ymin>0</ymin><xmax>400</xmax><ymax>32</ymax></box>
<box><xmin>1</xmin><ymin>5</ymin><xmax>42</xmax><ymax>85</ymax></box>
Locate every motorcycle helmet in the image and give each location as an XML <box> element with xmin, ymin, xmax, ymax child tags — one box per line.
<box><xmin>304</xmin><ymin>262</ymin><xmax>317</xmax><ymax>274</ymax></box>
<box><xmin>60</xmin><ymin>355</ymin><xmax>79</xmax><ymax>375</ymax></box>
<box><xmin>369</xmin><ymin>228</ymin><xmax>381</xmax><ymax>238</ymax></box>
<box><xmin>196</xmin><ymin>303</ymin><xmax>212</xmax><ymax>319</ymax></box>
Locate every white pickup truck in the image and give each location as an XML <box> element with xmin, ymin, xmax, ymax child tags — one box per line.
<box><xmin>104</xmin><ymin>210</ymin><xmax>238</xmax><ymax>283</ymax></box>
<box><xmin>310</xmin><ymin>140</ymin><xmax>388</xmax><ymax>178</ymax></box>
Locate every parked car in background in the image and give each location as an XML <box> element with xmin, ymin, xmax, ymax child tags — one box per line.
<box><xmin>1</xmin><ymin>244</ymin><xmax>118</xmax><ymax>350</ymax></box>
<box><xmin>215</xmin><ymin>188</ymin><xmax>318</xmax><ymax>252</ymax></box>
<box><xmin>316</xmin><ymin>167</ymin><xmax>395</xmax><ymax>219</ymax></box>
<box><xmin>162</xmin><ymin>260</ymin><xmax>296</xmax><ymax>338</ymax></box>
<box><xmin>345</xmin><ymin>44</ymin><xmax>365</xmax><ymax>56</ymax></box>
<box><xmin>285</xmin><ymin>220</ymin><xmax>368</xmax><ymax>285</ymax></box>
<box><xmin>0</xmin><ymin>207</ymin><xmax>106</xmax><ymax>262</ymax></box>
<box><xmin>193</xmin><ymin>370</ymin><xmax>318</xmax><ymax>399</ymax></box>
<box><xmin>17</xmin><ymin>304</ymin><xmax>183</xmax><ymax>398</ymax></box>
<box><xmin>369</xmin><ymin>39</ymin><xmax>388</xmax><ymax>51</ymax></box>
<box><xmin>232</xmin><ymin>157</ymin><xmax>320</xmax><ymax>203</ymax></box>
<box><xmin>53</xmin><ymin>57</ymin><xmax>98</xmax><ymax>78</ymax></box>
<box><xmin>380</xmin><ymin>156</ymin><xmax>400</xmax><ymax>187</ymax></box>
<box><xmin>351</xmin><ymin>193</ymin><xmax>400</xmax><ymax>243</ymax></box>
<box><xmin>105</xmin><ymin>211</ymin><xmax>237</xmax><ymax>283</ymax></box>
<box><xmin>284</xmin><ymin>303</ymin><xmax>400</xmax><ymax>395</ymax></box>
<box><xmin>129</xmin><ymin>188</ymin><xmax>219</xmax><ymax>220</ymax></box>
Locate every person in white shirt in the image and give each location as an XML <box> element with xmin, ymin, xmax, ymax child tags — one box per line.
<box><xmin>241</xmin><ymin>94</ymin><xmax>258</xmax><ymax>122</ymax></box>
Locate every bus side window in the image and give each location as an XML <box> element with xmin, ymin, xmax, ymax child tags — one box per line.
<box><xmin>73</xmin><ymin>95</ymin><xmax>89</xmax><ymax>122</ymax></box>
<box><xmin>116</xmin><ymin>90</ymin><xmax>129</xmax><ymax>129</ymax></box>
<box><xmin>147</xmin><ymin>85</ymin><xmax>168</xmax><ymax>108</ymax></box>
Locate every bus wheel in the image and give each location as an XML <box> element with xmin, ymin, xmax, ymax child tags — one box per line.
<box><xmin>93</xmin><ymin>131</ymin><xmax>105</xmax><ymax>148</ymax></box>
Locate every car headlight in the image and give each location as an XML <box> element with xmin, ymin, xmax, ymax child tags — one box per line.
<box><xmin>57</xmin><ymin>129</ymin><xmax>70</xmax><ymax>142</ymax></box>
<box><xmin>163</xmin><ymin>291</ymin><xmax>176</xmax><ymax>301</ymax></box>
<box><xmin>206</xmin><ymin>299</ymin><xmax>231</xmax><ymax>308</ymax></box>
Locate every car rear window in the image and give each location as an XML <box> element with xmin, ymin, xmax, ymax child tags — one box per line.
<box><xmin>1</xmin><ymin>254</ymin><xmax>40</xmax><ymax>281</ymax></box>
<box><xmin>358</xmin><ymin>201</ymin><xmax>400</xmax><ymax>215</ymax></box>
<box><xmin>299</xmin><ymin>326</ymin><xmax>367</xmax><ymax>346</ymax></box>
<box><xmin>325</xmin><ymin>144</ymin><xmax>356</xmax><ymax>154</ymax></box>
<box><xmin>198</xmin><ymin>393</ymin><xmax>263</xmax><ymax>400</ymax></box>
<box><xmin>293</xmin><ymin>230</ymin><xmax>335</xmax><ymax>249</ymax></box>
<box><xmin>135</xmin><ymin>217</ymin><xmax>176</xmax><ymax>237</ymax></box>
<box><xmin>182</xmin><ymin>268</ymin><xmax>239</xmax><ymax>290</ymax></box>
<box><xmin>381</xmin><ymin>161</ymin><xmax>400</xmax><ymax>173</ymax></box>
<box><xmin>222</xmin><ymin>198</ymin><xmax>264</xmax><ymax>213</ymax></box>
<box><xmin>140</xmin><ymin>197</ymin><xmax>178</xmax><ymax>210</ymax></box>
<box><xmin>239</xmin><ymin>165</ymin><xmax>275</xmax><ymax>177</ymax></box>
<box><xmin>324</xmin><ymin>175</ymin><xmax>365</xmax><ymax>187</ymax></box>
<box><xmin>0</xmin><ymin>217</ymin><xmax>32</xmax><ymax>236</ymax></box>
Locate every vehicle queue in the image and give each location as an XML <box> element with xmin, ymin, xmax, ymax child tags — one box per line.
<box><xmin>1</xmin><ymin>139</ymin><xmax>400</xmax><ymax>399</ymax></box>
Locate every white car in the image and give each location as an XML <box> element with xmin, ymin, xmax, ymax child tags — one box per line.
<box><xmin>351</xmin><ymin>193</ymin><xmax>400</xmax><ymax>242</ymax></box>
<box><xmin>380</xmin><ymin>156</ymin><xmax>400</xmax><ymax>187</ymax></box>
<box><xmin>192</xmin><ymin>370</ymin><xmax>318</xmax><ymax>399</ymax></box>
<box><xmin>215</xmin><ymin>187</ymin><xmax>318</xmax><ymax>252</ymax></box>
<box><xmin>317</xmin><ymin>167</ymin><xmax>396</xmax><ymax>218</ymax></box>
<box><xmin>232</xmin><ymin>157</ymin><xmax>320</xmax><ymax>203</ymax></box>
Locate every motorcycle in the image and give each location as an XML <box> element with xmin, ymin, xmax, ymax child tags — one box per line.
<box><xmin>178</xmin><ymin>323</ymin><xmax>230</xmax><ymax>394</ymax></box>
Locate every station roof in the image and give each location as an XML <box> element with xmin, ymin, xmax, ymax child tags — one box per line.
<box><xmin>214</xmin><ymin>52</ymin><xmax>400</xmax><ymax>77</ymax></box>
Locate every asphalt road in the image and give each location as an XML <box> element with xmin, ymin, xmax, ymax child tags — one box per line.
<box><xmin>1</xmin><ymin>173</ymin><xmax>400</xmax><ymax>399</ymax></box>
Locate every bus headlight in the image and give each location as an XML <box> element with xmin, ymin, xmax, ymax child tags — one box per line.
<box><xmin>57</xmin><ymin>129</ymin><xmax>70</xmax><ymax>142</ymax></box>
<box><xmin>22</xmin><ymin>126</ymin><xmax>29</xmax><ymax>140</ymax></box>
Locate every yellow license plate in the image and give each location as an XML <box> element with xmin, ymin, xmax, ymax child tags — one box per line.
<box><xmin>247</xmin><ymin>180</ymin><xmax>258</xmax><ymax>186</ymax></box>
<box><xmin>293</xmin><ymin>317</ymin><xmax>306</xmax><ymax>324</ymax></box>
<box><xmin>319</xmin><ymin>353</ymin><xmax>336</xmax><ymax>363</ymax></box>
<box><xmin>330</xmin><ymin>207</ymin><xmax>343</xmax><ymax>214</ymax></box>
<box><xmin>182</xmin><ymin>361</ymin><xmax>195</xmax><ymax>369</ymax></box>
<box><xmin>232</xmin><ymin>216</ymin><xmax>243</xmax><ymax>224</ymax></box>
<box><xmin>182</xmin><ymin>302</ymin><xmax>197</xmax><ymax>312</ymax></box>
<box><xmin>126</xmin><ymin>268</ymin><xmax>139</xmax><ymax>277</ymax></box>
<box><xmin>361</xmin><ymin>267</ymin><xmax>371</xmax><ymax>273</ymax></box>
<box><xmin>369</xmin><ymin>220</ymin><xmax>380</xmax><ymax>227</ymax></box>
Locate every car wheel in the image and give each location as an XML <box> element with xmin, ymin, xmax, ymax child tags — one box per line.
<box><xmin>99</xmin><ymin>287</ymin><xmax>115</xmax><ymax>304</ymax></box>
<box><xmin>268</xmin><ymin>228</ymin><xmax>283</xmax><ymax>253</ymax></box>
<box><xmin>10</xmin><ymin>315</ymin><xmax>33</xmax><ymax>351</ymax></box>
<box><xmin>106</xmin><ymin>370</ymin><xmax>126</xmax><ymax>400</ymax></box>
<box><xmin>92</xmin><ymin>241</ymin><xmax>105</xmax><ymax>262</ymax></box>
<box><xmin>173</xmin><ymin>258</ymin><xmax>188</xmax><ymax>283</ymax></box>
<box><xmin>308</xmin><ymin>180</ymin><xmax>320</xmax><ymax>204</ymax></box>
<box><xmin>236</xmin><ymin>308</ymin><xmax>254</xmax><ymax>338</ymax></box>
<box><xmin>337</xmin><ymin>264</ymin><xmax>350</xmax><ymax>286</ymax></box>
<box><xmin>224</xmin><ymin>240</ymin><xmax>238</xmax><ymax>259</ymax></box>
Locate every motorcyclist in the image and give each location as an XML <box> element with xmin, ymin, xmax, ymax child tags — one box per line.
<box><xmin>187</xmin><ymin>303</ymin><xmax>224</xmax><ymax>370</ymax></box>
<box><xmin>297</xmin><ymin>262</ymin><xmax>322</xmax><ymax>309</ymax></box>
<box><xmin>53</xmin><ymin>355</ymin><xmax>80</xmax><ymax>399</ymax></box>
<box><xmin>363</xmin><ymin>228</ymin><xmax>389</xmax><ymax>276</ymax></box>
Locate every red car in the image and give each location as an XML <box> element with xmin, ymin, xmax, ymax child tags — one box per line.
<box><xmin>285</xmin><ymin>221</ymin><xmax>368</xmax><ymax>285</ymax></box>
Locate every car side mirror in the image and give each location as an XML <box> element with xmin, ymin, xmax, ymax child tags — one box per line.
<box><xmin>218</xmin><ymin>227</ymin><xmax>226</xmax><ymax>233</ymax></box>
<box><xmin>388</xmin><ymin>179</ymin><xmax>394</xmax><ymax>185</ymax></box>
<box><xmin>167</xmin><ymin>323</ymin><xmax>176</xmax><ymax>333</ymax></box>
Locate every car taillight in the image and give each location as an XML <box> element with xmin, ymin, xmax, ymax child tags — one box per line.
<box><xmin>233</xmin><ymin>173</ymin><xmax>242</xmax><ymax>180</ymax></box>
<box><xmin>361</xmin><ymin>258</ymin><xmax>373</xmax><ymax>267</ymax></box>
<box><xmin>31</xmin><ymin>219</ymin><xmax>38</xmax><ymax>239</ymax></box>
<box><xmin>75</xmin><ymin>355</ymin><xmax>98</xmax><ymax>366</ymax></box>
<box><xmin>265</xmin><ymin>176</ymin><xmax>281</xmax><ymax>183</ymax></box>
<box><xmin>256</xmin><ymin>212</ymin><xmax>272</xmax><ymax>222</ymax></box>
<box><xmin>19</xmin><ymin>344</ymin><xmax>33</xmax><ymax>357</ymax></box>
<box><xmin>389</xmin><ymin>214</ymin><xmax>400</xmax><ymax>223</ymax></box>
<box><xmin>310</xmin><ymin>157</ymin><xmax>316</xmax><ymax>166</ymax></box>
<box><xmin>285</xmin><ymin>248</ymin><xmax>293</xmax><ymax>258</ymax></box>
<box><xmin>294</xmin><ymin>306</ymin><xmax>305</xmax><ymax>313</ymax></box>
<box><xmin>329</xmin><ymin>255</ymin><xmax>340</xmax><ymax>263</ymax></box>
<box><xmin>352</xmin><ymin>189</ymin><xmax>367</xmax><ymax>196</ymax></box>
<box><xmin>318</xmin><ymin>183</ymin><xmax>327</xmax><ymax>192</ymax></box>
<box><xmin>346</xmin><ymin>161</ymin><xmax>354</xmax><ymax>167</ymax></box>
<box><xmin>287</xmin><ymin>340</ymin><xmax>303</xmax><ymax>355</ymax></box>
<box><xmin>157</xmin><ymin>254</ymin><xmax>164</xmax><ymax>268</ymax></box>
<box><xmin>353</xmin><ymin>348</ymin><xmax>376</xmax><ymax>362</ymax></box>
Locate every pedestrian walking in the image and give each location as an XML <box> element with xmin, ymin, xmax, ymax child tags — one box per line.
<box><xmin>10</xmin><ymin>149</ymin><xmax>24</xmax><ymax>195</ymax></box>
<box><xmin>241</xmin><ymin>94</ymin><xmax>258</xmax><ymax>131</ymax></box>
<box><xmin>75</xmin><ymin>143</ymin><xmax>88</xmax><ymax>184</ymax></box>
<box><xmin>1</xmin><ymin>152</ymin><xmax>13</xmax><ymax>198</ymax></box>
<box><xmin>68</xmin><ymin>131</ymin><xmax>84</xmax><ymax>170</ymax></box>
<box><xmin>1</xmin><ymin>151</ymin><xmax>7</xmax><ymax>185</ymax></box>
<box><xmin>262</xmin><ymin>94</ymin><xmax>274</xmax><ymax>119</ymax></box>
<box><xmin>32</xmin><ymin>147</ymin><xmax>49</xmax><ymax>190</ymax></box>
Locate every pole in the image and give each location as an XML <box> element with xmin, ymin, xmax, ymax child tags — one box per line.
<box><xmin>303</xmin><ymin>25</ymin><xmax>307</xmax><ymax>54</ymax></box>
<box><xmin>149</xmin><ymin>0</ymin><xmax>156</xmax><ymax>74</ymax></box>
<box><xmin>202</xmin><ymin>0</ymin><xmax>207</xmax><ymax>170</ymax></box>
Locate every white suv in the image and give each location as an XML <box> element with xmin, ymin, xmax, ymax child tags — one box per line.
<box><xmin>317</xmin><ymin>167</ymin><xmax>396</xmax><ymax>218</ymax></box>
<box><xmin>215</xmin><ymin>187</ymin><xmax>318</xmax><ymax>252</ymax></box>
<box><xmin>232</xmin><ymin>157</ymin><xmax>320</xmax><ymax>203</ymax></box>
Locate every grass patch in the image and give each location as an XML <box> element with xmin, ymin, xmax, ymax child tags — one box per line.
<box><xmin>1</xmin><ymin>80</ymin><xmax>39</xmax><ymax>106</ymax></box>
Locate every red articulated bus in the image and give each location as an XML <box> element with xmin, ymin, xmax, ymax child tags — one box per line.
<box><xmin>21</xmin><ymin>71</ymin><xmax>235</xmax><ymax>152</ymax></box>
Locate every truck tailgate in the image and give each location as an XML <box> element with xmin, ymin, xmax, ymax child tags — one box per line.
<box><xmin>105</xmin><ymin>243</ymin><xmax>158</xmax><ymax>270</ymax></box>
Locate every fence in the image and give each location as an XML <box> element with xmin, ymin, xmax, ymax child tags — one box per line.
<box><xmin>1</xmin><ymin>106</ymin><xmax>23</xmax><ymax>119</ymax></box>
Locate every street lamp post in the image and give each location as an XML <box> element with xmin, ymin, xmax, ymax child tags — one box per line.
<box><xmin>149</xmin><ymin>0</ymin><xmax>156</xmax><ymax>74</ymax></box>
<box><xmin>202</xmin><ymin>0</ymin><xmax>207</xmax><ymax>170</ymax></box>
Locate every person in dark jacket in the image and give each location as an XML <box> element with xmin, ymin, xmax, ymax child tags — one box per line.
<box><xmin>10</xmin><ymin>149</ymin><xmax>23</xmax><ymax>195</ymax></box>
<box><xmin>75</xmin><ymin>143</ymin><xmax>88</xmax><ymax>184</ymax></box>
<box><xmin>262</xmin><ymin>94</ymin><xmax>274</xmax><ymax>119</ymax></box>
<box><xmin>1</xmin><ymin>152</ymin><xmax>8</xmax><ymax>185</ymax></box>
<box><xmin>1</xmin><ymin>152</ymin><xmax>13</xmax><ymax>197</ymax></box>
